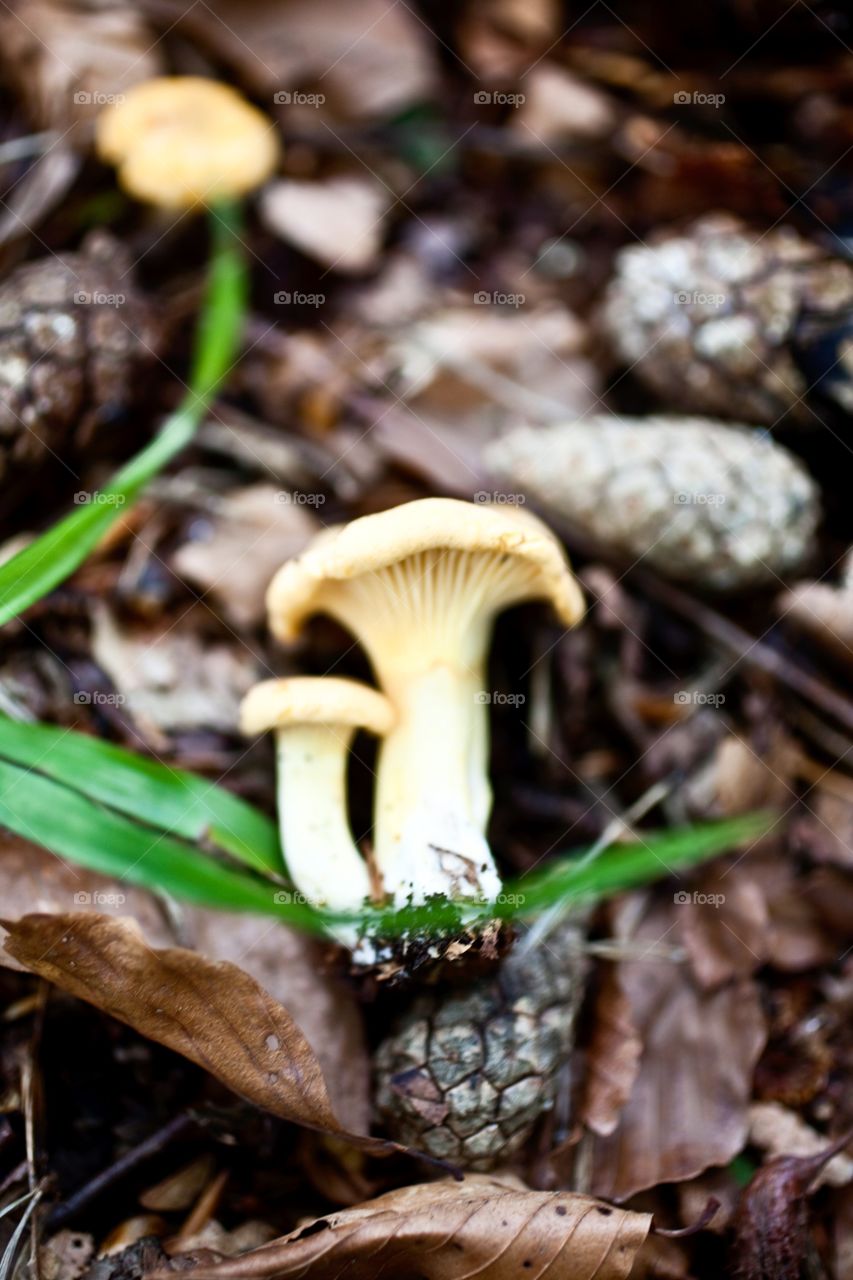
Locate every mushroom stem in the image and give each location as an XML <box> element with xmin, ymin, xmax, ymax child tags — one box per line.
<box><xmin>275</xmin><ymin>723</ymin><xmax>373</xmax><ymax>916</ymax></box>
<box><xmin>373</xmin><ymin>663</ymin><xmax>501</xmax><ymax>908</ymax></box>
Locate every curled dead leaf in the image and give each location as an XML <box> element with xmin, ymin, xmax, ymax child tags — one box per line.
<box><xmin>156</xmin><ymin>1175</ymin><xmax>651</xmax><ymax>1280</ymax></box>
<box><xmin>0</xmin><ymin>839</ymin><xmax>370</xmax><ymax>1135</ymax></box>
<box><xmin>729</xmin><ymin>1132</ymin><xmax>853</xmax><ymax>1279</ymax></box>
<box><xmin>0</xmin><ymin>912</ymin><xmax>395</xmax><ymax>1159</ymax></box>
<box><xmin>579</xmin><ymin>964</ymin><xmax>641</xmax><ymax>1138</ymax></box>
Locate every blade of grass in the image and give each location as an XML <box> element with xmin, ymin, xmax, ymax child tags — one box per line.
<box><xmin>0</xmin><ymin>757</ymin><xmax>322</xmax><ymax>929</ymax></box>
<box><xmin>0</xmin><ymin>716</ymin><xmax>281</xmax><ymax>874</ymax></box>
<box><xmin>506</xmin><ymin>812</ymin><xmax>774</xmax><ymax>914</ymax></box>
<box><xmin>0</xmin><ymin>200</ymin><xmax>247</xmax><ymax>627</ymax></box>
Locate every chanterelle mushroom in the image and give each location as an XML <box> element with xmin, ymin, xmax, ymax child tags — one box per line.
<box><xmin>96</xmin><ymin>76</ymin><xmax>279</xmax><ymax>208</ymax></box>
<box><xmin>240</xmin><ymin>676</ymin><xmax>395</xmax><ymax>939</ymax></box>
<box><xmin>266</xmin><ymin>499</ymin><xmax>584</xmax><ymax>915</ymax></box>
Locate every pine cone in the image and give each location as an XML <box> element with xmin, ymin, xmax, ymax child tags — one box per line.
<box><xmin>0</xmin><ymin>232</ymin><xmax>159</xmax><ymax>502</ymax></box>
<box><xmin>600</xmin><ymin>213</ymin><xmax>853</xmax><ymax>425</ymax></box>
<box><xmin>374</xmin><ymin>921</ymin><xmax>588</xmax><ymax>1170</ymax></box>
<box><xmin>484</xmin><ymin>415</ymin><xmax>819</xmax><ymax>591</ymax></box>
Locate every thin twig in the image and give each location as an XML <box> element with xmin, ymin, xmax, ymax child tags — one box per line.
<box><xmin>520</xmin><ymin>777</ymin><xmax>674</xmax><ymax>953</ymax></box>
<box><xmin>46</xmin><ymin>1112</ymin><xmax>196</xmax><ymax>1231</ymax></box>
<box><xmin>633</xmin><ymin>569</ymin><xmax>853</xmax><ymax>734</ymax></box>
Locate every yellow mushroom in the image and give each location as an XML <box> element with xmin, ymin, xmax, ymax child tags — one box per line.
<box><xmin>240</xmin><ymin>676</ymin><xmax>395</xmax><ymax>939</ymax></box>
<box><xmin>266</xmin><ymin>498</ymin><xmax>584</xmax><ymax>914</ymax></box>
<box><xmin>96</xmin><ymin>76</ymin><xmax>279</xmax><ymax>208</ymax></box>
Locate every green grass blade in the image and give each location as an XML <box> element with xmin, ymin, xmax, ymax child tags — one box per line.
<box><xmin>0</xmin><ymin>200</ymin><xmax>247</xmax><ymax>628</ymax></box>
<box><xmin>507</xmin><ymin>812</ymin><xmax>773</xmax><ymax>913</ymax></box>
<box><xmin>0</xmin><ymin>716</ymin><xmax>281</xmax><ymax>874</ymax></box>
<box><xmin>0</xmin><ymin>757</ymin><xmax>322</xmax><ymax>929</ymax></box>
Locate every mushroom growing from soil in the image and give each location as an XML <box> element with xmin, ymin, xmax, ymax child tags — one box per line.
<box><xmin>96</xmin><ymin>76</ymin><xmax>279</xmax><ymax>208</ymax></box>
<box><xmin>240</xmin><ymin>676</ymin><xmax>395</xmax><ymax>938</ymax></box>
<box><xmin>266</xmin><ymin>499</ymin><xmax>584</xmax><ymax>917</ymax></box>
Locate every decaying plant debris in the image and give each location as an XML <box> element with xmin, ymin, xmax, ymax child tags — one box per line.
<box><xmin>0</xmin><ymin>2</ymin><xmax>851</xmax><ymax>1279</ymax></box>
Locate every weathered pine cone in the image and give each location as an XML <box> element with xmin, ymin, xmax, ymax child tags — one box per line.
<box><xmin>0</xmin><ymin>231</ymin><xmax>159</xmax><ymax>502</ymax></box>
<box><xmin>485</xmin><ymin>415</ymin><xmax>819</xmax><ymax>591</ymax></box>
<box><xmin>600</xmin><ymin>213</ymin><xmax>853</xmax><ymax>425</ymax></box>
<box><xmin>374</xmin><ymin>921</ymin><xmax>588</xmax><ymax>1170</ymax></box>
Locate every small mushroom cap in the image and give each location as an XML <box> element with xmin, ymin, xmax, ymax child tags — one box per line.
<box><xmin>96</xmin><ymin>76</ymin><xmax>279</xmax><ymax>208</ymax></box>
<box><xmin>240</xmin><ymin>676</ymin><xmax>396</xmax><ymax>737</ymax></box>
<box><xmin>267</xmin><ymin>497</ymin><xmax>584</xmax><ymax>643</ymax></box>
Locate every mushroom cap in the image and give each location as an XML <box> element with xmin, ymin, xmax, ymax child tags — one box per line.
<box><xmin>240</xmin><ymin>676</ymin><xmax>396</xmax><ymax>737</ymax></box>
<box><xmin>267</xmin><ymin>497</ymin><xmax>585</xmax><ymax>643</ymax></box>
<box><xmin>96</xmin><ymin>76</ymin><xmax>279</xmax><ymax>208</ymax></box>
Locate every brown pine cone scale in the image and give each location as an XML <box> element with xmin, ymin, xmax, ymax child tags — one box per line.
<box><xmin>375</xmin><ymin>922</ymin><xmax>588</xmax><ymax>1170</ymax></box>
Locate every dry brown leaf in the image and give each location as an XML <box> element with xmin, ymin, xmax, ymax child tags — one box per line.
<box><xmin>0</xmin><ymin>837</ymin><xmax>175</xmax><ymax>961</ymax></box>
<box><xmin>141</xmin><ymin>0</ymin><xmax>437</xmax><ymax>121</ymax></box>
<box><xmin>729</xmin><ymin>1134</ymin><xmax>853</xmax><ymax>1280</ymax></box>
<box><xmin>171</xmin><ymin>1221</ymin><xmax>278</xmax><ymax>1258</ymax></box>
<box><xmin>778</xmin><ymin>551</ymin><xmax>853</xmax><ymax>667</ymax></box>
<box><xmin>90</xmin><ymin>604</ymin><xmax>258</xmax><ymax>737</ymax></box>
<box><xmin>171</xmin><ymin>484</ymin><xmax>318</xmax><ymax>629</ymax></box>
<box><xmin>748</xmin><ymin>1103</ymin><xmax>853</xmax><ymax>1189</ymax></box>
<box><xmin>159</xmin><ymin>1175</ymin><xmax>651</xmax><ymax>1280</ymax></box>
<box><xmin>0</xmin><ymin>837</ymin><xmax>369</xmax><ymax>1133</ymax></box>
<box><xmin>0</xmin><ymin>0</ymin><xmax>161</xmax><ymax>135</ymax></box>
<box><xmin>513</xmin><ymin>65</ymin><xmax>616</xmax><ymax>144</ymax></box>
<box><xmin>141</xmin><ymin>1157</ymin><xmax>217</xmax><ymax>1212</ymax></box>
<box><xmin>1</xmin><ymin>912</ymin><xmax>395</xmax><ymax>1158</ymax></box>
<box><xmin>705</xmin><ymin>732</ymin><xmax>798</xmax><ymax>818</ymax></box>
<box><xmin>795</xmin><ymin>785</ymin><xmax>853</xmax><ymax>870</ymax></box>
<box><xmin>745</xmin><ymin>858</ymin><xmax>837</xmax><ymax>971</ymax></box>
<box><xmin>580</xmin><ymin>965</ymin><xmax>642</xmax><ymax>1138</ymax></box>
<box><xmin>260</xmin><ymin>177</ymin><xmax>390</xmax><ymax>274</ymax></box>
<box><xmin>589</xmin><ymin>893</ymin><xmax>767</xmax><ymax>1201</ymax></box>
<box><xmin>679</xmin><ymin>861</ymin><xmax>769</xmax><ymax>989</ymax></box>
<box><xmin>182</xmin><ymin>909</ymin><xmax>371</xmax><ymax>1135</ymax></box>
